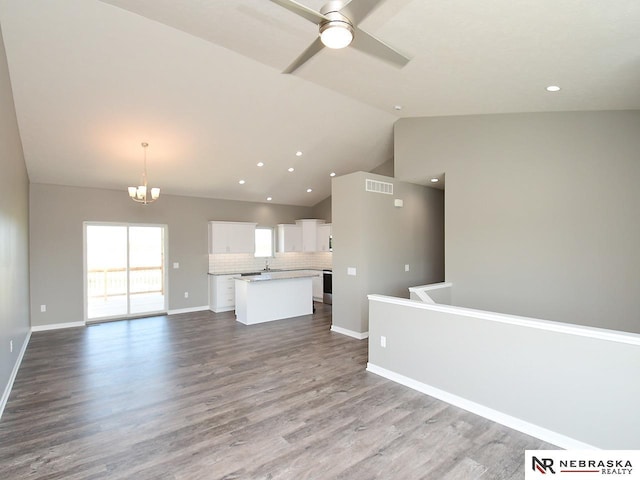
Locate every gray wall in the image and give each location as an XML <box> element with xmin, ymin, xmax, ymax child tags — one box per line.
<box><xmin>395</xmin><ymin>111</ymin><xmax>640</xmax><ymax>334</ymax></box>
<box><xmin>0</xmin><ymin>24</ymin><xmax>30</xmax><ymax>406</ymax></box>
<box><xmin>368</xmin><ymin>297</ymin><xmax>640</xmax><ymax>449</ymax></box>
<box><xmin>311</xmin><ymin>196</ymin><xmax>331</xmax><ymax>223</ymax></box>
<box><xmin>332</xmin><ymin>171</ymin><xmax>444</xmax><ymax>334</ymax></box>
<box><xmin>29</xmin><ymin>184</ymin><xmax>313</xmax><ymax>327</ymax></box>
<box><xmin>369</xmin><ymin>158</ymin><xmax>394</xmax><ymax>177</ymax></box>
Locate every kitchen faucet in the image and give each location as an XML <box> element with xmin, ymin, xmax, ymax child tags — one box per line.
<box><xmin>264</xmin><ymin>260</ymin><xmax>270</xmax><ymax>271</ymax></box>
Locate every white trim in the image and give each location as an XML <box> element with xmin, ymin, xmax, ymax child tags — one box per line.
<box><xmin>0</xmin><ymin>330</ymin><xmax>31</xmax><ymax>419</ymax></box>
<box><xmin>330</xmin><ymin>325</ymin><xmax>369</xmax><ymax>340</ymax></box>
<box><xmin>366</xmin><ymin>363</ymin><xmax>598</xmax><ymax>450</ymax></box>
<box><xmin>368</xmin><ymin>294</ymin><xmax>640</xmax><ymax>346</ymax></box>
<box><xmin>210</xmin><ymin>306</ymin><xmax>235</xmax><ymax>313</ymax></box>
<box><xmin>408</xmin><ymin>281</ymin><xmax>453</xmax><ymax>292</ymax></box>
<box><xmin>83</xmin><ymin>222</ymin><xmax>169</xmax><ymax>323</ymax></box>
<box><xmin>168</xmin><ymin>306</ymin><xmax>209</xmax><ymax>315</ymax></box>
<box><xmin>31</xmin><ymin>321</ymin><xmax>85</xmax><ymax>332</ymax></box>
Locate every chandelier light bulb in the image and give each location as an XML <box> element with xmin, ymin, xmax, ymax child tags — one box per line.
<box><xmin>128</xmin><ymin>142</ymin><xmax>160</xmax><ymax>205</ymax></box>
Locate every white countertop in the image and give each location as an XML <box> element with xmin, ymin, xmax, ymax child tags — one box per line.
<box><xmin>234</xmin><ymin>271</ymin><xmax>318</xmax><ymax>283</ymax></box>
<box><xmin>209</xmin><ymin>268</ymin><xmax>328</xmax><ymax>276</ymax></box>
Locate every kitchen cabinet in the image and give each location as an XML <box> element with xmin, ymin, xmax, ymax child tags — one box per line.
<box><xmin>316</xmin><ymin>224</ymin><xmax>332</xmax><ymax>252</ymax></box>
<box><xmin>310</xmin><ymin>270</ymin><xmax>323</xmax><ymax>301</ymax></box>
<box><xmin>235</xmin><ymin>273</ymin><xmax>314</xmax><ymax>325</ymax></box>
<box><xmin>296</xmin><ymin>219</ymin><xmax>321</xmax><ymax>252</ymax></box>
<box><xmin>209</xmin><ymin>221</ymin><xmax>256</xmax><ymax>254</ymax></box>
<box><xmin>209</xmin><ymin>274</ymin><xmax>236</xmax><ymax>312</ymax></box>
<box><xmin>277</xmin><ymin>224</ymin><xmax>302</xmax><ymax>252</ymax></box>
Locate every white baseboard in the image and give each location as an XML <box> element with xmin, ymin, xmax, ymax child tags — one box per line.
<box><xmin>210</xmin><ymin>306</ymin><xmax>234</xmax><ymax>313</ymax></box>
<box><xmin>366</xmin><ymin>363</ymin><xmax>598</xmax><ymax>450</ymax></box>
<box><xmin>168</xmin><ymin>305</ymin><xmax>209</xmax><ymax>315</ymax></box>
<box><xmin>330</xmin><ymin>325</ymin><xmax>369</xmax><ymax>340</ymax></box>
<box><xmin>31</xmin><ymin>321</ymin><xmax>85</xmax><ymax>332</ymax></box>
<box><xmin>0</xmin><ymin>330</ymin><xmax>31</xmax><ymax>420</ymax></box>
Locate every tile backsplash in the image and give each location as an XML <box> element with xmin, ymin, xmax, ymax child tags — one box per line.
<box><xmin>209</xmin><ymin>252</ymin><xmax>332</xmax><ymax>274</ymax></box>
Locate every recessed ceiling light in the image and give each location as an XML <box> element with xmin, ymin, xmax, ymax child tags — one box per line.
<box><xmin>306</xmin><ymin>188</ymin><xmax>313</xmax><ymax>193</ymax></box>
<box><xmin>430</xmin><ymin>178</ymin><xmax>439</xmax><ymax>183</ymax></box>
<box><xmin>257</xmin><ymin>162</ymin><xmax>264</xmax><ymax>167</ymax></box>
<box><xmin>288</xmin><ymin>167</ymin><xmax>294</xmax><ymax>172</ymax></box>
<box><xmin>296</xmin><ymin>151</ymin><xmax>303</xmax><ymax>157</ymax></box>
<box><xmin>394</xmin><ymin>105</ymin><xmax>403</xmax><ymax>111</ymax></box>
<box><xmin>546</xmin><ymin>85</ymin><xmax>561</xmax><ymax>92</ymax></box>
<box><xmin>266</xmin><ymin>196</ymin><xmax>272</xmax><ymax>201</ymax></box>
<box><xmin>330</xmin><ymin>172</ymin><xmax>336</xmax><ymax>177</ymax></box>
<box><xmin>238</xmin><ymin>180</ymin><xmax>245</xmax><ymax>185</ymax></box>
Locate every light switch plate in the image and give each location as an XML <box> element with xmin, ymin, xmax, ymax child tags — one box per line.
<box><xmin>405</xmin><ymin>264</ymin><xmax>410</xmax><ymax>272</ymax></box>
<box><xmin>347</xmin><ymin>267</ymin><xmax>357</xmax><ymax>276</ymax></box>
<box><xmin>173</xmin><ymin>262</ymin><xmax>179</xmax><ymax>269</ymax></box>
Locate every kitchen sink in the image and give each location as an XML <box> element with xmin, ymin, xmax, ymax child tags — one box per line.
<box><xmin>240</xmin><ymin>269</ymin><xmax>285</xmax><ymax>276</ymax></box>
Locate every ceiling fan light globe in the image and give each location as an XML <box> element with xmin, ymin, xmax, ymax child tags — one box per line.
<box><xmin>320</xmin><ymin>22</ymin><xmax>353</xmax><ymax>49</ymax></box>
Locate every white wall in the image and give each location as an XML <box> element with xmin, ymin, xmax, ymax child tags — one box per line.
<box><xmin>395</xmin><ymin>111</ymin><xmax>640</xmax><ymax>333</ymax></box>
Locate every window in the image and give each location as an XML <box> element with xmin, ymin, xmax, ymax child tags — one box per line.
<box><xmin>255</xmin><ymin>227</ymin><xmax>274</xmax><ymax>257</ymax></box>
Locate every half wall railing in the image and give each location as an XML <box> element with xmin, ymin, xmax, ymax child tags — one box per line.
<box><xmin>367</xmin><ymin>284</ymin><xmax>640</xmax><ymax>449</ymax></box>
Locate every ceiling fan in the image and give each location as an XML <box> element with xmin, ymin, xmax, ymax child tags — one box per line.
<box><xmin>269</xmin><ymin>0</ymin><xmax>410</xmax><ymax>74</ymax></box>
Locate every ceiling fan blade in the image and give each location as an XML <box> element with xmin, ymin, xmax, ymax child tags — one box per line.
<box><xmin>283</xmin><ymin>37</ymin><xmax>325</xmax><ymax>74</ymax></box>
<box><xmin>351</xmin><ymin>27</ymin><xmax>410</xmax><ymax>68</ymax></box>
<box><xmin>269</xmin><ymin>0</ymin><xmax>328</xmax><ymax>25</ymax></box>
<box><xmin>340</xmin><ymin>0</ymin><xmax>385</xmax><ymax>24</ymax></box>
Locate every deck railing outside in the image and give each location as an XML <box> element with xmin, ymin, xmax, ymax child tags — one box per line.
<box><xmin>87</xmin><ymin>266</ymin><xmax>164</xmax><ymax>298</ymax></box>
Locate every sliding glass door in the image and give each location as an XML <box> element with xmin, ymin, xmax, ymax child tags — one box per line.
<box><xmin>85</xmin><ymin>223</ymin><xmax>167</xmax><ymax>321</ymax></box>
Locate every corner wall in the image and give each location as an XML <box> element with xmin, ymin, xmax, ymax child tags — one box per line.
<box><xmin>395</xmin><ymin>111</ymin><xmax>640</xmax><ymax>333</ymax></box>
<box><xmin>0</xmin><ymin>24</ymin><xmax>30</xmax><ymax>412</ymax></box>
<box><xmin>29</xmin><ymin>184</ymin><xmax>315</xmax><ymax>328</ymax></box>
<box><xmin>332</xmin><ymin>171</ymin><xmax>444</xmax><ymax>335</ymax></box>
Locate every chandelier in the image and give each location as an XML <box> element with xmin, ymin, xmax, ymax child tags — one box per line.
<box><xmin>128</xmin><ymin>142</ymin><xmax>160</xmax><ymax>205</ymax></box>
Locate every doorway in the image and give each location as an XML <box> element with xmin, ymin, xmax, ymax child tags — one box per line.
<box><xmin>84</xmin><ymin>223</ymin><xmax>167</xmax><ymax>322</ymax></box>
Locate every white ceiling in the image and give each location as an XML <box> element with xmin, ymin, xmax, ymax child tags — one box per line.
<box><xmin>1</xmin><ymin>0</ymin><xmax>639</xmax><ymax>206</ymax></box>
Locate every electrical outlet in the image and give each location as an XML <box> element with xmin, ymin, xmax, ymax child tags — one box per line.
<box><xmin>184</xmin><ymin>292</ymin><xmax>189</xmax><ymax>299</ymax></box>
<box><xmin>405</xmin><ymin>264</ymin><xmax>410</xmax><ymax>272</ymax></box>
<box><xmin>173</xmin><ymin>262</ymin><xmax>179</xmax><ymax>269</ymax></box>
<box><xmin>40</xmin><ymin>304</ymin><xmax>46</xmax><ymax>312</ymax></box>
<box><xmin>9</xmin><ymin>340</ymin><xmax>13</xmax><ymax>353</ymax></box>
<box><xmin>380</xmin><ymin>336</ymin><xmax>387</xmax><ymax>348</ymax></box>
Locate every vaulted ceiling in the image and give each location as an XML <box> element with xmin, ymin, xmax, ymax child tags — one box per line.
<box><xmin>1</xmin><ymin>0</ymin><xmax>638</xmax><ymax>206</ymax></box>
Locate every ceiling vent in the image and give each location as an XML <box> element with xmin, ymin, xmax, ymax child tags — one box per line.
<box><xmin>365</xmin><ymin>179</ymin><xmax>394</xmax><ymax>195</ymax></box>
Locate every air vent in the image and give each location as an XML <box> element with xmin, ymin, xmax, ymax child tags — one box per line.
<box><xmin>365</xmin><ymin>179</ymin><xmax>394</xmax><ymax>195</ymax></box>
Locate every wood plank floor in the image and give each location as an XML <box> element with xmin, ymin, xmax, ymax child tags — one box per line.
<box><xmin>0</xmin><ymin>304</ymin><xmax>554</xmax><ymax>479</ymax></box>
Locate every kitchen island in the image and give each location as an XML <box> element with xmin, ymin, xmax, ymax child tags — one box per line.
<box><xmin>234</xmin><ymin>271</ymin><xmax>315</xmax><ymax>325</ymax></box>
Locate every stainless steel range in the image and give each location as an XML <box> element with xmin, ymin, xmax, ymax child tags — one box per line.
<box><xmin>322</xmin><ymin>269</ymin><xmax>332</xmax><ymax>304</ymax></box>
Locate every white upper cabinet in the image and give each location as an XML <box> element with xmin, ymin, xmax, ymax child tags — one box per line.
<box><xmin>316</xmin><ymin>224</ymin><xmax>332</xmax><ymax>252</ymax></box>
<box><xmin>277</xmin><ymin>224</ymin><xmax>302</xmax><ymax>252</ymax></box>
<box><xmin>296</xmin><ymin>219</ymin><xmax>330</xmax><ymax>252</ymax></box>
<box><xmin>209</xmin><ymin>221</ymin><xmax>256</xmax><ymax>254</ymax></box>
<box><xmin>278</xmin><ymin>220</ymin><xmax>330</xmax><ymax>253</ymax></box>
<box><xmin>297</xmin><ymin>219</ymin><xmax>321</xmax><ymax>252</ymax></box>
